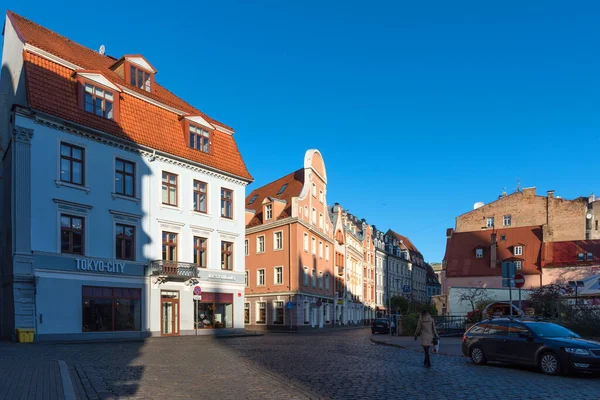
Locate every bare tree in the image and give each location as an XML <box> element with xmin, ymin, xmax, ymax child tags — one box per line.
<box><xmin>458</xmin><ymin>288</ymin><xmax>493</xmax><ymax>312</ymax></box>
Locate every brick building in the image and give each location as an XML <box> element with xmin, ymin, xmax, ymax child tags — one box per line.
<box><xmin>244</xmin><ymin>150</ymin><xmax>335</xmax><ymax>330</ymax></box>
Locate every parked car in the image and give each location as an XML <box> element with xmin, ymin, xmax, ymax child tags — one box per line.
<box><xmin>372</xmin><ymin>318</ymin><xmax>390</xmax><ymax>334</ymax></box>
<box><xmin>462</xmin><ymin>317</ymin><xmax>600</xmax><ymax>375</ymax></box>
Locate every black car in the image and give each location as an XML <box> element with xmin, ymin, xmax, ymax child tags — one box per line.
<box><xmin>462</xmin><ymin>318</ymin><xmax>600</xmax><ymax>375</ymax></box>
<box><xmin>371</xmin><ymin>318</ymin><xmax>390</xmax><ymax>334</ymax></box>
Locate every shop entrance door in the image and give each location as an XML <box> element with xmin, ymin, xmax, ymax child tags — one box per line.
<box><xmin>161</xmin><ymin>290</ymin><xmax>179</xmax><ymax>336</ymax></box>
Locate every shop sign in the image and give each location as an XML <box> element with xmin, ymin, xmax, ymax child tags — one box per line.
<box><xmin>207</xmin><ymin>273</ymin><xmax>235</xmax><ymax>281</ymax></box>
<box><xmin>75</xmin><ymin>258</ymin><xmax>125</xmax><ymax>274</ymax></box>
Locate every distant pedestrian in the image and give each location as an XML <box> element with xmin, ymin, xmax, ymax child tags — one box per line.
<box><xmin>414</xmin><ymin>310</ymin><xmax>439</xmax><ymax>368</ymax></box>
<box><xmin>390</xmin><ymin>317</ymin><xmax>397</xmax><ymax>336</ymax></box>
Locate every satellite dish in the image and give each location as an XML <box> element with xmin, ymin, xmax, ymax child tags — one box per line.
<box><xmin>587</xmin><ymin>213</ymin><xmax>593</xmax><ymax>220</ymax></box>
<box><xmin>99</xmin><ymin>44</ymin><xmax>106</xmax><ymax>55</ymax></box>
<box><xmin>474</xmin><ymin>202</ymin><xmax>484</xmax><ymax>210</ymax></box>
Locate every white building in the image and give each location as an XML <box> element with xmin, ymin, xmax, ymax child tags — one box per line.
<box><xmin>372</xmin><ymin>227</ymin><xmax>387</xmax><ymax>315</ymax></box>
<box><xmin>0</xmin><ymin>12</ymin><xmax>252</xmax><ymax>341</ymax></box>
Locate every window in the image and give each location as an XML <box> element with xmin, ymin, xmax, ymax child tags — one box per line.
<box><xmin>274</xmin><ymin>301</ymin><xmax>284</xmax><ymax>324</ymax></box>
<box><xmin>318</xmin><ymin>272</ymin><xmax>323</xmax><ymax>289</ymax></box>
<box><xmin>82</xmin><ymin>286</ymin><xmax>141</xmax><ymax>332</ymax></box>
<box><xmin>115</xmin><ymin>158</ymin><xmax>135</xmax><ymax>197</ymax></box>
<box><xmin>312</xmin><ymin>238</ymin><xmax>316</xmax><ymax>255</ymax></box>
<box><xmin>245</xmin><ymin>239</ymin><xmax>249</xmax><ymax>256</ymax></box>
<box><xmin>84</xmin><ymin>83</ymin><xmax>114</xmax><ymax>119</ymax></box>
<box><xmin>244</xmin><ymin>303</ymin><xmax>250</xmax><ymax>324</ymax></box>
<box><xmin>257</xmin><ymin>269</ymin><xmax>265</xmax><ymax>286</ymax></box>
<box><xmin>501</xmin><ymin>234</ymin><xmax>506</xmax><ymax>241</ymax></box>
<box><xmin>274</xmin><ymin>232</ymin><xmax>283</xmax><ymax>250</ymax></box>
<box><xmin>265</xmin><ymin>204</ymin><xmax>273</xmax><ymax>220</ymax></box>
<box><xmin>256</xmin><ymin>302</ymin><xmax>266</xmax><ymax>324</ymax></box>
<box><xmin>325</xmin><ymin>245</ymin><xmax>330</xmax><ymax>261</ymax></box>
<box><xmin>319</xmin><ymin>241</ymin><xmax>323</xmax><ymax>258</ymax></box>
<box><xmin>257</xmin><ymin>236</ymin><xmax>265</xmax><ymax>253</ymax></box>
<box><xmin>319</xmin><ymin>213</ymin><xmax>324</xmax><ymax>229</ymax></box>
<box><xmin>193</xmin><ymin>294</ymin><xmax>233</xmax><ymax>329</ymax></box>
<box><xmin>577</xmin><ymin>253</ymin><xmax>585</xmax><ymax>261</ymax></box>
<box><xmin>486</xmin><ymin>217</ymin><xmax>494</xmax><ymax>228</ymax></box>
<box><xmin>189</xmin><ymin>124</ymin><xmax>210</xmax><ymax>153</ymax></box>
<box><xmin>312</xmin><ymin>269</ymin><xmax>316</xmax><ymax>287</ymax></box>
<box><xmin>475</xmin><ymin>248</ymin><xmax>483</xmax><ymax>258</ymax></box>
<box><xmin>303</xmin><ymin>233</ymin><xmax>309</xmax><ymax>252</ymax></box>
<box><xmin>61</xmin><ymin>214</ymin><xmax>84</xmax><ymax>254</ymax></box>
<box><xmin>162</xmin><ymin>232</ymin><xmax>177</xmax><ymax>261</ymax></box>
<box><xmin>248</xmin><ymin>194</ymin><xmax>258</xmax><ymax>205</ymax></box>
<box><xmin>325</xmin><ymin>273</ymin><xmax>330</xmax><ymax>290</ymax></box>
<box><xmin>514</xmin><ymin>261</ymin><xmax>522</xmax><ymax>270</ymax></box>
<box><xmin>275</xmin><ymin>266</ymin><xmax>283</xmax><ymax>284</ymax></box>
<box><xmin>221</xmin><ymin>188</ymin><xmax>233</xmax><ymax>218</ymax></box>
<box><xmin>129</xmin><ymin>65</ymin><xmax>151</xmax><ymax>91</ymax></box>
<box><xmin>245</xmin><ymin>271</ymin><xmax>249</xmax><ymax>287</ymax></box>
<box><xmin>161</xmin><ymin>172</ymin><xmax>178</xmax><ymax>206</ymax></box>
<box><xmin>193</xmin><ymin>181</ymin><xmax>208</xmax><ymax>213</ymax></box>
<box><xmin>277</xmin><ymin>184</ymin><xmax>288</xmax><ymax>195</ymax></box>
<box><xmin>485</xmin><ymin>322</ymin><xmax>508</xmax><ymax>337</ymax></box>
<box><xmin>304</xmin><ymin>301</ymin><xmax>310</xmax><ymax>324</ymax></box>
<box><xmin>596</xmin><ymin>220</ymin><xmax>599</xmax><ymax>231</ymax></box>
<box><xmin>115</xmin><ymin>224</ymin><xmax>134</xmax><ymax>260</ymax></box>
<box><xmin>311</xmin><ymin>208</ymin><xmax>317</xmax><ymax>224</ymax></box>
<box><xmin>221</xmin><ymin>241</ymin><xmax>233</xmax><ymax>270</ymax></box>
<box><xmin>319</xmin><ymin>190</ymin><xmax>324</xmax><ymax>203</ymax></box>
<box><xmin>193</xmin><ymin>237</ymin><xmax>207</xmax><ymax>268</ymax></box>
<box><xmin>60</xmin><ymin>143</ymin><xmax>85</xmax><ymax>185</ymax></box>
<box><xmin>503</xmin><ymin>215</ymin><xmax>512</xmax><ymax>226</ymax></box>
<box><xmin>587</xmin><ymin>252</ymin><xmax>594</xmax><ymax>260</ymax></box>
<box><xmin>514</xmin><ymin>246</ymin><xmax>523</xmax><ymax>256</ymax></box>
<box><xmin>312</xmin><ymin>183</ymin><xmax>316</xmax><ymax>197</ymax></box>
<box><xmin>303</xmin><ymin>267</ymin><xmax>309</xmax><ymax>285</ymax></box>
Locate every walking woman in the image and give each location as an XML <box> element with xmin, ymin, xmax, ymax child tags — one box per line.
<box><xmin>414</xmin><ymin>310</ymin><xmax>439</xmax><ymax>367</ymax></box>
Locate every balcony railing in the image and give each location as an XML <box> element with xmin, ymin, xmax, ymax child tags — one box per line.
<box><xmin>150</xmin><ymin>260</ymin><xmax>198</xmax><ymax>279</ymax></box>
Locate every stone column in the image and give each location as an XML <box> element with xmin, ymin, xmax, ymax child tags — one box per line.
<box><xmin>12</xmin><ymin>126</ymin><xmax>35</xmax><ymax>332</ymax></box>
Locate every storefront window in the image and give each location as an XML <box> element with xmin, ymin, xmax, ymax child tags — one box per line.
<box><xmin>257</xmin><ymin>302</ymin><xmax>266</xmax><ymax>324</ymax></box>
<box><xmin>304</xmin><ymin>301</ymin><xmax>310</xmax><ymax>324</ymax></box>
<box><xmin>82</xmin><ymin>286</ymin><xmax>141</xmax><ymax>332</ymax></box>
<box><xmin>193</xmin><ymin>292</ymin><xmax>234</xmax><ymax>329</ymax></box>
<box><xmin>244</xmin><ymin>303</ymin><xmax>250</xmax><ymax>324</ymax></box>
<box><xmin>274</xmin><ymin>301</ymin><xmax>284</xmax><ymax>325</ymax></box>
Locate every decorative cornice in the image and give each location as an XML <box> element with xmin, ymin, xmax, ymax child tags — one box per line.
<box><xmin>53</xmin><ymin>198</ymin><xmax>93</xmax><ymax>210</ymax></box>
<box><xmin>21</xmin><ymin>110</ymin><xmax>250</xmax><ymax>186</ymax></box>
<box><xmin>13</xmin><ymin>126</ymin><xmax>33</xmax><ymax>143</ymax></box>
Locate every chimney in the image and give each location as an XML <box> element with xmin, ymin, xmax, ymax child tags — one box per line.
<box><xmin>590</xmin><ymin>193</ymin><xmax>595</xmax><ymax>203</ymax></box>
<box><xmin>446</xmin><ymin>228</ymin><xmax>453</xmax><ymax>238</ymax></box>
<box><xmin>547</xmin><ymin>190</ymin><xmax>555</xmax><ymax>198</ymax></box>
<box><xmin>490</xmin><ymin>233</ymin><xmax>497</xmax><ymax>269</ymax></box>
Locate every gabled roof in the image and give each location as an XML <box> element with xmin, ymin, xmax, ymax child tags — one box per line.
<box><xmin>542</xmin><ymin>240</ymin><xmax>600</xmax><ymax>268</ymax></box>
<box><xmin>387</xmin><ymin>230</ymin><xmax>422</xmax><ymax>256</ymax></box>
<box><xmin>245</xmin><ymin>169</ymin><xmax>304</xmax><ymax>228</ymax></box>
<box><xmin>7</xmin><ymin>11</ymin><xmax>252</xmax><ymax>181</ymax></box>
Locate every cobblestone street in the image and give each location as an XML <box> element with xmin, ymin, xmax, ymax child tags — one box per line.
<box><xmin>0</xmin><ymin>329</ymin><xmax>598</xmax><ymax>400</ymax></box>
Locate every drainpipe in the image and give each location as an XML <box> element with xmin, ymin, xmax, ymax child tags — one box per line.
<box><xmin>288</xmin><ymin>222</ymin><xmax>292</xmax><ymax>330</ymax></box>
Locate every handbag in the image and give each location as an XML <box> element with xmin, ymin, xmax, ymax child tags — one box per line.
<box><xmin>431</xmin><ymin>321</ymin><xmax>439</xmax><ymax>345</ymax></box>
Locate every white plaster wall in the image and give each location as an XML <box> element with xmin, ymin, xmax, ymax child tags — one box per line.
<box><xmin>447</xmin><ymin>286</ymin><xmax>532</xmax><ymax>317</ymax></box>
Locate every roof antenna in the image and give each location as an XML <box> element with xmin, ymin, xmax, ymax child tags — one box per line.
<box><xmin>99</xmin><ymin>45</ymin><xmax>106</xmax><ymax>55</ymax></box>
<box><xmin>516</xmin><ymin>178</ymin><xmax>521</xmax><ymax>193</ymax></box>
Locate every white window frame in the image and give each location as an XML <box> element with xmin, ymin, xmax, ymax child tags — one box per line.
<box><xmin>312</xmin><ymin>269</ymin><xmax>317</xmax><ymax>287</ymax></box>
<box><xmin>273</xmin><ymin>301</ymin><xmax>284</xmax><ymax>325</ymax></box>
<box><xmin>56</xmin><ymin>139</ymin><xmax>90</xmax><ymax>193</ymax></box>
<box><xmin>244</xmin><ymin>302</ymin><xmax>250</xmax><ymax>324</ymax></box>
<box><xmin>503</xmin><ymin>215</ymin><xmax>512</xmax><ymax>226</ymax></box>
<box><xmin>312</xmin><ymin>208</ymin><xmax>317</xmax><ymax>224</ymax></box>
<box><xmin>486</xmin><ymin>217</ymin><xmax>494</xmax><ymax>228</ymax></box>
<box><xmin>515</xmin><ymin>261</ymin><xmax>522</xmax><ymax>270</ymax></box>
<box><xmin>274</xmin><ymin>266</ymin><xmax>283</xmax><ymax>285</ymax></box>
<box><xmin>245</xmin><ymin>270</ymin><xmax>249</xmax><ymax>287</ymax></box>
<box><xmin>318</xmin><ymin>272</ymin><xmax>323</xmax><ymax>289</ymax></box>
<box><xmin>256</xmin><ymin>302</ymin><xmax>266</xmax><ymax>324</ymax></box>
<box><xmin>325</xmin><ymin>245</ymin><xmax>330</xmax><ymax>261</ymax></box>
<box><xmin>312</xmin><ymin>237</ymin><xmax>317</xmax><ymax>255</ymax></box>
<box><xmin>475</xmin><ymin>248</ymin><xmax>483</xmax><ymax>258</ymax></box>
<box><xmin>312</xmin><ymin>182</ymin><xmax>316</xmax><ymax>197</ymax></box>
<box><xmin>257</xmin><ymin>235</ymin><xmax>265</xmax><ymax>253</ymax></box>
<box><xmin>319</xmin><ymin>190</ymin><xmax>324</xmax><ymax>203</ymax></box>
<box><xmin>265</xmin><ymin>204</ymin><xmax>273</xmax><ymax>220</ymax></box>
<box><xmin>303</xmin><ymin>233</ymin><xmax>309</xmax><ymax>252</ymax></box>
<box><xmin>319</xmin><ymin>241</ymin><xmax>323</xmax><ymax>258</ymax></box>
<box><xmin>325</xmin><ymin>273</ymin><xmax>330</xmax><ymax>290</ymax></box>
<box><xmin>319</xmin><ymin>213</ymin><xmax>324</xmax><ymax>229</ymax></box>
<box><xmin>257</xmin><ymin>269</ymin><xmax>266</xmax><ymax>286</ymax></box>
<box><xmin>55</xmin><ymin>199</ymin><xmax>92</xmax><ymax>256</ymax></box>
<box><xmin>514</xmin><ymin>246</ymin><xmax>523</xmax><ymax>256</ymax></box>
<box><xmin>245</xmin><ymin>239</ymin><xmax>249</xmax><ymax>256</ymax></box>
<box><xmin>274</xmin><ymin>231</ymin><xmax>283</xmax><ymax>251</ymax></box>
<box><xmin>303</xmin><ymin>266</ymin><xmax>309</xmax><ymax>285</ymax></box>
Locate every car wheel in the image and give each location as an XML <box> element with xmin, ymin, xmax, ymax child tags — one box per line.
<box><xmin>470</xmin><ymin>347</ymin><xmax>487</xmax><ymax>365</ymax></box>
<box><xmin>539</xmin><ymin>352</ymin><xmax>561</xmax><ymax>375</ymax></box>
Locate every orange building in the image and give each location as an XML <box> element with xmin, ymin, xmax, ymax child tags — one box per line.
<box><xmin>244</xmin><ymin>150</ymin><xmax>335</xmax><ymax>330</ymax></box>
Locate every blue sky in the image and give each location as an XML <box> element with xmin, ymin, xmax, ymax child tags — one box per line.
<box><xmin>5</xmin><ymin>1</ymin><xmax>600</xmax><ymax>261</ymax></box>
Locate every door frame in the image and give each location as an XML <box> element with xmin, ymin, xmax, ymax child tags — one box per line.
<box><xmin>160</xmin><ymin>290</ymin><xmax>180</xmax><ymax>337</ymax></box>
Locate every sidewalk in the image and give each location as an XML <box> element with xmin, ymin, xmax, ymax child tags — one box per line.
<box><xmin>370</xmin><ymin>334</ymin><xmax>465</xmax><ymax>357</ymax></box>
<box><xmin>0</xmin><ymin>360</ymin><xmax>71</xmax><ymax>400</ymax></box>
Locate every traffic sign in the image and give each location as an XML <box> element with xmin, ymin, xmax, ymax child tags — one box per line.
<box><xmin>193</xmin><ymin>295</ymin><xmax>202</xmax><ymax>301</ymax></box>
<box><xmin>402</xmin><ymin>285</ymin><xmax>411</xmax><ymax>293</ymax></box>
<box><xmin>193</xmin><ymin>286</ymin><xmax>202</xmax><ymax>296</ymax></box>
<box><xmin>316</xmin><ymin>299</ymin><xmax>323</xmax><ymax>307</ymax></box>
<box><xmin>285</xmin><ymin>301</ymin><xmax>293</xmax><ymax>310</ymax></box>
<box><xmin>514</xmin><ymin>273</ymin><xmax>525</xmax><ymax>289</ymax></box>
<box><xmin>502</xmin><ymin>262</ymin><xmax>516</xmax><ymax>287</ymax></box>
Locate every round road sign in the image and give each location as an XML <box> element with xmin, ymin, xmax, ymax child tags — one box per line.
<box><xmin>193</xmin><ymin>286</ymin><xmax>202</xmax><ymax>296</ymax></box>
<box><xmin>514</xmin><ymin>273</ymin><xmax>525</xmax><ymax>289</ymax></box>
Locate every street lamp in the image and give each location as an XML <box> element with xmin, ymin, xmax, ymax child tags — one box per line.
<box><xmin>568</xmin><ymin>281</ymin><xmax>585</xmax><ymax>305</ymax></box>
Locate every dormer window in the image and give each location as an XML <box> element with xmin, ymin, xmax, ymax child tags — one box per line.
<box><xmin>265</xmin><ymin>204</ymin><xmax>273</xmax><ymax>220</ymax></box>
<box><xmin>475</xmin><ymin>248</ymin><xmax>484</xmax><ymax>258</ymax></box>
<box><xmin>189</xmin><ymin>124</ymin><xmax>210</xmax><ymax>153</ymax></box>
<box><xmin>84</xmin><ymin>83</ymin><xmax>114</xmax><ymax>120</ymax></box>
<box><xmin>130</xmin><ymin>65</ymin><xmax>151</xmax><ymax>91</ymax></box>
<box><xmin>514</xmin><ymin>246</ymin><xmax>523</xmax><ymax>256</ymax></box>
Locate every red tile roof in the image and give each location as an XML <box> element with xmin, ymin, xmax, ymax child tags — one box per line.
<box><xmin>542</xmin><ymin>240</ymin><xmax>600</xmax><ymax>268</ymax></box>
<box><xmin>8</xmin><ymin>11</ymin><xmax>252</xmax><ymax>181</ymax></box>
<box><xmin>245</xmin><ymin>169</ymin><xmax>304</xmax><ymax>228</ymax></box>
<box><xmin>444</xmin><ymin>226</ymin><xmax>543</xmax><ymax>278</ymax></box>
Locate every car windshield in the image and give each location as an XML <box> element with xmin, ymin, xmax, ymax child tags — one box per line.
<box><xmin>526</xmin><ymin>322</ymin><xmax>579</xmax><ymax>338</ymax></box>
<box><xmin>375</xmin><ymin>319</ymin><xmax>388</xmax><ymax>323</ymax></box>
